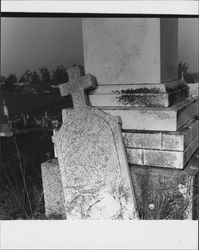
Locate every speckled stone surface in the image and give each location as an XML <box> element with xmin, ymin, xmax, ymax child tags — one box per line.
<box><xmin>83</xmin><ymin>18</ymin><xmax>178</xmax><ymax>84</ymax></box>
<box><xmin>130</xmin><ymin>148</ymin><xmax>199</xmax><ymax>219</ymax></box>
<box><xmin>41</xmin><ymin>149</ymin><xmax>199</xmax><ymax>220</ymax></box>
<box><xmin>101</xmin><ymin>97</ymin><xmax>199</xmax><ymax>131</ymax></box>
<box><xmin>122</xmin><ymin>115</ymin><xmax>199</xmax><ymax>151</ymax></box>
<box><xmin>53</xmin><ymin>67</ymin><xmax>138</xmax><ymax>219</ymax></box>
<box><xmin>41</xmin><ymin>158</ymin><xmax>66</xmax><ymax>219</ymax></box>
<box><xmin>89</xmin><ymin>80</ymin><xmax>189</xmax><ymax>108</ymax></box>
<box><xmin>126</xmin><ymin>136</ymin><xmax>199</xmax><ymax>169</ymax></box>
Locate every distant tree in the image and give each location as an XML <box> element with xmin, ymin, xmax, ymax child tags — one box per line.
<box><xmin>6</xmin><ymin>74</ymin><xmax>17</xmax><ymax>91</ymax></box>
<box><xmin>30</xmin><ymin>71</ymin><xmax>41</xmax><ymax>91</ymax></box>
<box><xmin>52</xmin><ymin>65</ymin><xmax>68</xmax><ymax>85</ymax></box>
<box><xmin>40</xmin><ymin>67</ymin><xmax>51</xmax><ymax>91</ymax></box>
<box><xmin>19</xmin><ymin>70</ymin><xmax>31</xmax><ymax>83</ymax></box>
<box><xmin>0</xmin><ymin>76</ymin><xmax>8</xmax><ymax>88</ymax></box>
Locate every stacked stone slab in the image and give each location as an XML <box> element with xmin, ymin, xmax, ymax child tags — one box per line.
<box><xmin>90</xmin><ymin>84</ymin><xmax>199</xmax><ymax>169</ymax></box>
<box><xmin>82</xmin><ymin>18</ymin><xmax>198</xmax><ymax>219</ymax></box>
<box><xmin>83</xmin><ymin>18</ymin><xmax>199</xmax><ymax>170</ymax></box>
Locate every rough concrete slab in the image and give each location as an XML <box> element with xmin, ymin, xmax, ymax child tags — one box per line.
<box><xmin>53</xmin><ymin>67</ymin><xmax>138</xmax><ymax>219</ymax></box>
<box><xmin>89</xmin><ymin>81</ymin><xmax>189</xmax><ymax>108</ymax></box>
<box><xmin>101</xmin><ymin>97</ymin><xmax>199</xmax><ymax>131</ymax></box>
<box><xmin>123</xmin><ymin>115</ymin><xmax>199</xmax><ymax>151</ymax></box>
<box><xmin>124</xmin><ymin>131</ymin><xmax>162</xmax><ymax>150</ymax></box>
<box><xmin>90</xmin><ymin>88</ymin><xmax>188</xmax><ymax>108</ymax></box>
<box><xmin>41</xmin><ymin>149</ymin><xmax>199</xmax><ymax>220</ymax></box>
<box><xmin>41</xmin><ymin>158</ymin><xmax>66</xmax><ymax>219</ymax></box>
<box><xmin>89</xmin><ymin>80</ymin><xmax>187</xmax><ymax>95</ymax></box>
<box><xmin>127</xmin><ymin>136</ymin><xmax>199</xmax><ymax>169</ymax></box>
<box><xmin>162</xmin><ymin>116</ymin><xmax>199</xmax><ymax>151</ymax></box>
<box><xmin>130</xmin><ymin>148</ymin><xmax>199</xmax><ymax>219</ymax></box>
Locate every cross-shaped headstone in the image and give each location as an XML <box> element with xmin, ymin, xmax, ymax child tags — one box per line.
<box><xmin>48</xmin><ymin>66</ymin><xmax>138</xmax><ymax>219</ymax></box>
<box><xmin>58</xmin><ymin>66</ymin><xmax>96</xmax><ymax>110</ymax></box>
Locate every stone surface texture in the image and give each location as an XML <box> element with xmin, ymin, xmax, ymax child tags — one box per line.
<box><xmin>130</xmin><ymin>148</ymin><xmax>199</xmax><ymax>219</ymax></box>
<box><xmin>102</xmin><ymin>97</ymin><xmax>198</xmax><ymax>131</ymax></box>
<box><xmin>127</xmin><ymin>136</ymin><xmax>199</xmax><ymax>169</ymax></box>
<box><xmin>53</xmin><ymin>67</ymin><xmax>138</xmax><ymax>219</ymax></box>
<box><xmin>83</xmin><ymin>18</ymin><xmax>178</xmax><ymax>84</ymax></box>
<box><xmin>188</xmin><ymin>83</ymin><xmax>199</xmax><ymax>97</ymax></box>
<box><xmin>89</xmin><ymin>80</ymin><xmax>189</xmax><ymax>108</ymax></box>
<box><xmin>41</xmin><ymin>159</ymin><xmax>66</xmax><ymax>219</ymax></box>
<box><xmin>123</xmin><ymin>115</ymin><xmax>199</xmax><ymax>151</ymax></box>
<box><xmin>41</xmin><ymin>149</ymin><xmax>199</xmax><ymax>220</ymax></box>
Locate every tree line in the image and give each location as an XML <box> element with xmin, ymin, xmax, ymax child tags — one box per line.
<box><xmin>0</xmin><ymin>64</ymin><xmax>84</xmax><ymax>93</ymax></box>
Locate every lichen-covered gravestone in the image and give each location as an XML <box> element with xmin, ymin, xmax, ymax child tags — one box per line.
<box><xmin>53</xmin><ymin>66</ymin><xmax>138</xmax><ymax>219</ymax></box>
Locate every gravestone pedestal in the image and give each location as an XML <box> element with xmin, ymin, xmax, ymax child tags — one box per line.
<box><xmin>82</xmin><ymin>18</ymin><xmax>198</xmax><ymax>169</ymax></box>
<box><xmin>41</xmin><ymin>146</ymin><xmax>198</xmax><ymax>220</ymax></box>
<box><xmin>82</xmin><ymin>17</ymin><xmax>199</xmax><ymax>219</ymax></box>
<box><xmin>130</xmin><ymin>148</ymin><xmax>199</xmax><ymax>220</ymax></box>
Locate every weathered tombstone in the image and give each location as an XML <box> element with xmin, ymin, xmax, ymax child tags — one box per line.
<box><xmin>0</xmin><ymin>86</ymin><xmax>12</xmax><ymax>137</ymax></box>
<box><xmin>52</xmin><ymin>66</ymin><xmax>138</xmax><ymax>219</ymax></box>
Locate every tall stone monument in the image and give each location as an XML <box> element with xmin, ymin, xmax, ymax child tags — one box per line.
<box><xmin>82</xmin><ymin>18</ymin><xmax>198</xmax><ymax>169</ymax></box>
<box><xmin>41</xmin><ymin>18</ymin><xmax>198</xmax><ymax>219</ymax></box>
<box><xmin>46</xmin><ymin>67</ymin><xmax>138</xmax><ymax>219</ymax></box>
<box><xmin>82</xmin><ymin>18</ymin><xmax>199</xmax><ymax>219</ymax></box>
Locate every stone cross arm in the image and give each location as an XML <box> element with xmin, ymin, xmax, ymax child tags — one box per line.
<box><xmin>58</xmin><ymin>66</ymin><xmax>97</xmax><ymax>109</ymax></box>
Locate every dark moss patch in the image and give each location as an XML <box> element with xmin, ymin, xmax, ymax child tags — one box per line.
<box><xmin>113</xmin><ymin>88</ymin><xmax>164</xmax><ymax>107</ymax></box>
<box><xmin>113</xmin><ymin>88</ymin><xmax>161</xmax><ymax>95</ymax></box>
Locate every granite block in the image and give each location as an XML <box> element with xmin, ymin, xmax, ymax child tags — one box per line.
<box><xmin>126</xmin><ymin>135</ymin><xmax>199</xmax><ymax>169</ymax></box>
<box><xmin>89</xmin><ymin>82</ymin><xmax>189</xmax><ymax>108</ymax></box>
<box><xmin>130</xmin><ymin>148</ymin><xmax>199</xmax><ymax>219</ymax></box>
<box><xmin>102</xmin><ymin>97</ymin><xmax>199</xmax><ymax>131</ymax></box>
<box><xmin>41</xmin><ymin>150</ymin><xmax>199</xmax><ymax>220</ymax></box>
<box><xmin>41</xmin><ymin>159</ymin><xmax>66</xmax><ymax>219</ymax></box>
<box><xmin>123</xmin><ymin>131</ymin><xmax>162</xmax><ymax>150</ymax></box>
<box><xmin>162</xmin><ymin>117</ymin><xmax>199</xmax><ymax>151</ymax></box>
<box><xmin>123</xmin><ymin>115</ymin><xmax>198</xmax><ymax>151</ymax></box>
<box><xmin>83</xmin><ymin>18</ymin><xmax>178</xmax><ymax>84</ymax></box>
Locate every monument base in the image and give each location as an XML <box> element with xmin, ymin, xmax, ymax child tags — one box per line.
<box><xmin>130</xmin><ymin>148</ymin><xmax>199</xmax><ymax>220</ymax></box>
<box><xmin>41</xmin><ymin>159</ymin><xmax>66</xmax><ymax>219</ymax></box>
<box><xmin>41</xmin><ymin>148</ymin><xmax>198</xmax><ymax>220</ymax></box>
<box><xmin>89</xmin><ymin>80</ymin><xmax>189</xmax><ymax>108</ymax></box>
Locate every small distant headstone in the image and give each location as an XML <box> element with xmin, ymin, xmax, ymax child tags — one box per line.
<box><xmin>0</xmin><ymin>87</ymin><xmax>5</xmax><ymax>123</ymax></box>
<box><xmin>53</xmin><ymin>66</ymin><xmax>138</xmax><ymax>219</ymax></box>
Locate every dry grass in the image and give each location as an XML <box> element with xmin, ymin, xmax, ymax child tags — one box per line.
<box><xmin>0</xmin><ymin>132</ymin><xmax>53</xmax><ymax>220</ymax></box>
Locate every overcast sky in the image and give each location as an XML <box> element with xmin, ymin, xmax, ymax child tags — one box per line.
<box><xmin>1</xmin><ymin>17</ymin><xmax>198</xmax><ymax>79</ymax></box>
<box><xmin>1</xmin><ymin>18</ymin><xmax>84</xmax><ymax>78</ymax></box>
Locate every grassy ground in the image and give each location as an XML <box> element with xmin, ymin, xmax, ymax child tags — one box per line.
<box><xmin>0</xmin><ymin>131</ymin><xmax>54</xmax><ymax>219</ymax></box>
